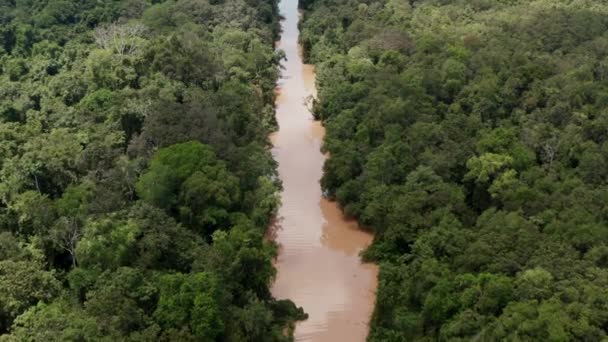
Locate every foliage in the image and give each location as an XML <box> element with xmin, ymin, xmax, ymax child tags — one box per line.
<box><xmin>0</xmin><ymin>0</ymin><xmax>300</xmax><ymax>340</ymax></box>
<box><xmin>300</xmin><ymin>0</ymin><xmax>608</xmax><ymax>339</ymax></box>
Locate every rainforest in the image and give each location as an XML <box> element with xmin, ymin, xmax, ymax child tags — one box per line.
<box><xmin>300</xmin><ymin>0</ymin><xmax>608</xmax><ymax>340</ymax></box>
<box><xmin>1</xmin><ymin>0</ymin><xmax>608</xmax><ymax>341</ymax></box>
<box><xmin>0</xmin><ymin>0</ymin><xmax>306</xmax><ymax>340</ymax></box>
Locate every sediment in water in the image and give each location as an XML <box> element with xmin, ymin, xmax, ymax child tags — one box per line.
<box><xmin>269</xmin><ymin>0</ymin><xmax>378</xmax><ymax>341</ymax></box>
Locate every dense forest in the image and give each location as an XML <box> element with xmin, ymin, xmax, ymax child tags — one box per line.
<box><xmin>300</xmin><ymin>0</ymin><xmax>608</xmax><ymax>340</ymax></box>
<box><xmin>0</xmin><ymin>0</ymin><xmax>306</xmax><ymax>340</ymax></box>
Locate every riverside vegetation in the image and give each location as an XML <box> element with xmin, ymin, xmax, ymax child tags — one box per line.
<box><xmin>0</xmin><ymin>0</ymin><xmax>306</xmax><ymax>340</ymax></box>
<box><xmin>300</xmin><ymin>0</ymin><xmax>608</xmax><ymax>340</ymax></box>
<box><xmin>3</xmin><ymin>0</ymin><xmax>608</xmax><ymax>341</ymax></box>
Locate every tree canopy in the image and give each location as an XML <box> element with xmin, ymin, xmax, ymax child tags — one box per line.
<box><xmin>300</xmin><ymin>0</ymin><xmax>608</xmax><ymax>339</ymax></box>
<box><xmin>0</xmin><ymin>0</ymin><xmax>305</xmax><ymax>340</ymax></box>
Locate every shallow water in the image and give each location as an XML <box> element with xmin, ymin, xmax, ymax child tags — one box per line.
<box><xmin>269</xmin><ymin>0</ymin><xmax>378</xmax><ymax>340</ymax></box>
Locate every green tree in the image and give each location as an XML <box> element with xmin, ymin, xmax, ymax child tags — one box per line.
<box><xmin>0</xmin><ymin>258</ymin><xmax>60</xmax><ymax>332</ymax></box>
<box><xmin>153</xmin><ymin>272</ymin><xmax>224</xmax><ymax>341</ymax></box>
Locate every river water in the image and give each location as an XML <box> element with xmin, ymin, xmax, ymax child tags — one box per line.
<box><xmin>269</xmin><ymin>0</ymin><xmax>378</xmax><ymax>340</ymax></box>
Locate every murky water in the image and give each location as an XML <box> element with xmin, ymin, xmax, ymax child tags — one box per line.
<box><xmin>269</xmin><ymin>0</ymin><xmax>378</xmax><ymax>341</ymax></box>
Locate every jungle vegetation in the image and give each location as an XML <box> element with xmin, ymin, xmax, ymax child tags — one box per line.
<box><xmin>300</xmin><ymin>0</ymin><xmax>608</xmax><ymax>340</ymax></box>
<box><xmin>0</xmin><ymin>0</ymin><xmax>305</xmax><ymax>340</ymax></box>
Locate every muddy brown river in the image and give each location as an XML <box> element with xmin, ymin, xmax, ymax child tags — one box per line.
<box><xmin>269</xmin><ymin>0</ymin><xmax>378</xmax><ymax>340</ymax></box>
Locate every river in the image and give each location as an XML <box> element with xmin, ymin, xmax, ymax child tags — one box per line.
<box><xmin>269</xmin><ymin>0</ymin><xmax>378</xmax><ymax>340</ymax></box>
